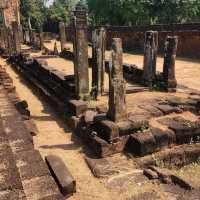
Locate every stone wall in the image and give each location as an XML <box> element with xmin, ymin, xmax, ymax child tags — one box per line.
<box><xmin>65</xmin><ymin>23</ymin><xmax>200</xmax><ymax>59</ymax></box>
<box><xmin>3</xmin><ymin>0</ymin><xmax>20</xmax><ymax>27</ymax></box>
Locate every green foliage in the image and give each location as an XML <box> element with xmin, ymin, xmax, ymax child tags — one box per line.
<box><xmin>87</xmin><ymin>0</ymin><xmax>200</xmax><ymax>26</ymax></box>
<box><xmin>20</xmin><ymin>0</ymin><xmax>200</xmax><ymax>30</ymax></box>
<box><xmin>20</xmin><ymin>0</ymin><xmax>47</xmax><ymax>30</ymax></box>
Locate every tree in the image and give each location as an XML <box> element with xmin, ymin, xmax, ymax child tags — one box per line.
<box><xmin>20</xmin><ymin>0</ymin><xmax>47</xmax><ymax>31</ymax></box>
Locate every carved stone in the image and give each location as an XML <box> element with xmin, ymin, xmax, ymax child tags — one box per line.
<box><xmin>143</xmin><ymin>31</ymin><xmax>158</xmax><ymax>88</ymax></box>
<box><xmin>163</xmin><ymin>36</ymin><xmax>178</xmax><ymax>92</ymax></box>
<box><xmin>59</xmin><ymin>22</ymin><xmax>67</xmax><ymax>52</ymax></box>
<box><xmin>107</xmin><ymin>38</ymin><xmax>127</xmax><ymax>122</ymax></box>
<box><xmin>92</xmin><ymin>28</ymin><xmax>106</xmax><ymax>98</ymax></box>
<box><xmin>72</xmin><ymin>3</ymin><xmax>89</xmax><ymax>100</ymax></box>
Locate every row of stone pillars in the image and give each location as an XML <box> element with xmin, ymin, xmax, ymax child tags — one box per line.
<box><xmin>71</xmin><ymin>3</ymin><xmax>178</xmax><ymax>105</ymax></box>
<box><xmin>143</xmin><ymin>31</ymin><xmax>178</xmax><ymax>91</ymax></box>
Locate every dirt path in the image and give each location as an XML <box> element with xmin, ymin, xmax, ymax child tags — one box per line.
<box><xmin>0</xmin><ymin>58</ymin><xmax>120</xmax><ymax>200</ymax></box>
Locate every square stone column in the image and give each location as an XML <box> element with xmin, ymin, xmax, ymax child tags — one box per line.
<box><xmin>39</xmin><ymin>31</ymin><xmax>44</xmax><ymax>50</ymax></box>
<box><xmin>59</xmin><ymin>22</ymin><xmax>67</xmax><ymax>52</ymax></box>
<box><xmin>72</xmin><ymin>3</ymin><xmax>89</xmax><ymax>100</ymax></box>
<box><xmin>163</xmin><ymin>36</ymin><xmax>178</xmax><ymax>92</ymax></box>
<box><xmin>92</xmin><ymin>27</ymin><xmax>106</xmax><ymax>98</ymax></box>
<box><xmin>0</xmin><ymin>27</ymin><xmax>6</xmax><ymax>49</ymax></box>
<box><xmin>143</xmin><ymin>31</ymin><xmax>158</xmax><ymax>88</ymax></box>
<box><xmin>107</xmin><ymin>38</ymin><xmax>127</xmax><ymax>122</ymax></box>
<box><xmin>12</xmin><ymin>21</ymin><xmax>21</xmax><ymax>54</ymax></box>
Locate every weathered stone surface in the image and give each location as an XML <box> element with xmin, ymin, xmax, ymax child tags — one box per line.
<box><xmin>158</xmin><ymin>116</ymin><xmax>200</xmax><ymax>144</ymax></box>
<box><xmin>23</xmin><ymin>175</ymin><xmax>60</xmax><ymax>200</ymax></box>
<box><xmin>107</xmin><ymin>38</ymin><xmax>127</xmax><ymax>122</ymax></box>
<box><xmin>72</xmin><ymin>3</ymin><xmax>89</xmax><ymax>99</ymax></box>
<box><xmin>171</xmin><ymin>175</ymin><xmax>194</xmax><ymax>190</ymax></box>
<box><xmin>88</xmin><ymin>134</ymin><xmax>129</xmax><ymax>157</ymax></box>
<box><xmin>94</xmin><ymin>120</ymin><xmax>119</xmax><ymax>142</ymax></box>
<box><xmin>155</xmin><ymin>104</ymin><xmax>182</xmax><ymax>114</ymax></box>
<box><xmin>139</xmin><ymin>104</ymin><xmax>163</xmax><ymax>117</ymax></box>
<box><xmin>0</xmin><ymin>190</ymin><xmax>26</xmax><ymax>200</ymax></box>
<box><xmin>143</xmin><ymin>168</ymin><xmax>159</xmax><ymax>180</ymax></box>
<box><xmin>12</xmin><ymin>21</ymin><xmax>21</xmax><ymax>54</ymax></box>
<box><xmin>128</xmin><ymin>192</ymin><xmax>159</xmax><ymax>200</ymax></box>
<box><xmin>151</xmin><ymin>127</ymin><xmax>175</xmax><ymax>149</ymax></box>
<box><xmin>128</xmin><ymin>114</ymin><xmax>149</xmax><ymax>130</ymax></box>
<box><xmin>127</xmin><ymin>131</ymin><xmax>157</xmax><ymax>156</ymax></box>
<box><xmin>68</xmin><ymin>99</ymin><xmax>88</xmax><ymax>117</ymax></box>
<box><xmin>92</xmin><ymin>27</ymin><xmax>106</xmax><ymax>97</ymax></box>
<box><xmin>59</xmin><ymin>22</ymin><xmax>67</xmax><ymax>52</ymax></box>
<box><xmin>117</xmin><ymin>120</ymin><xmax>135</xmax><ymax>136</ymax></box>
<box><xmin>143</xmin><ymin>31</ymin><xmax>158</xmax><ymax>87</ymax></box>
<box><xmin>85</xmin><ymin>157</ymin><xmax>118</xmax><ymax>178</ymax></box>
<box><xmin>45</xmin><ymin>155</ymin><xmax>76</xmax><ymax>196</ymax></box>
<box><xmin>163</xmin><ymin>36</ymin><xmax>178</xmax><ymax>92</ymax></box>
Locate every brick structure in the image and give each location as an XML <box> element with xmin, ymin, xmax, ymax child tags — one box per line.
<box><xmin>0</xmin><ymin>0</ymin><xmax>20</xmax><ymax>27</ymax></box>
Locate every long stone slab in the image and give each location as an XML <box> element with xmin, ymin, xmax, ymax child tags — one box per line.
<box><xmin>45</xmin><ymin>155</ymin><xmax>76</xmax><ymax>197</ymax></box>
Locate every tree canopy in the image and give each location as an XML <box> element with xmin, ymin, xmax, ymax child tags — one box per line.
<box><xmin>20</xmin><ymin>0</ymin><xmax>200</xmax><ymax>30</ymax></box>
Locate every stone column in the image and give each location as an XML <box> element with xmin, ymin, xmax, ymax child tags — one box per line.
<box><xmin>107</xmin><ymin>38</ymin><xmax>127</xmax><ymax>122</ymax></box>
<box><xmin>7</xmin><ymin>27</ymin><xmax>14</xmax><ymax>55</ymax></box>
<box><xmin>59</xmin><ymin>22</ymin><xmax>67</xmax><ymax>52</ymax></box>
<box><xmin>0</xmin><ymin>27</ymin><xmax>6</xmax><ymax>49</ymax></box>
<box><xmin>92</xmin><ymin>27</ymin><xmax>106</xmax><ymax>98</ymax></box>
<box><xmin>39</xmin><ymin>31</ymin><xmax>44</xmax><ymax>50</ymax></box>
<box><xmin>72</xmin><ymin>3</ymin><xmax>89</xmax><ymax>100</ymax></box>
<box><xmin>12</xmin><ymin>21</ymin><xmax>21</xmax><ymax>54</ymax></box>
<box><xmin>163</xmin><ymin>36</ymin><xmax>178</xmax><ymax>92</ymax></box>
<box><xmin>143</xmin><ymin>31</ymin><xmax>158</xmax><ymax>87</ymax></box>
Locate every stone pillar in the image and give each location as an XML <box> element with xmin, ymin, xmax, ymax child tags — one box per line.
<box><xmin>0</xmin><ymin>27</ymin><xmax>6</xmax><ymax>49</ymax></box>
<box><xmin>39</xmin><ymin>32</ymin><xmax>44</xmax><ymax>50</ymax></box>
<box><xmin>59</xmin><ymin>22</ymin><xmax>67</xmax><ymax>52</ymax></box>
<box><xmin>7</xmin><ymin>27</ymin><xmax>14</xmax><ymax>55</ymax></box>
<box><xmin>163</xmin><ymin>36</ymin><xmax>178</xmax><ymax>92</ymax></box>
<box><xmin>107</xmin><ymin>38</ymin><xmax>127</xmax><ymax>122</ymax></box>
<box><xmin>143</xmin><ymin>31</ymin><xmax>158</xmax><ymax>87</ymax></box>
<box><xmin>12</xmin><ymin>21</ymin><xmax>21</xmax><ymax>54</ymax></box>
<box><xmin>32</xmin><ymin>31</ymin><xmax>38</xmax><ymax>48</ymax></box>
<box><xmin>72</xmin><ymin>3</ymin><xmax>89</xmax><ymax>100</ymax></box>
<box><xmin>92</xmin><ymin>27</ymin><xmax>106</xmax><ymax>98</ymax></box>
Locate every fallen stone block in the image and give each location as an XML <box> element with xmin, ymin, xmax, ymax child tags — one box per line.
<box><xmin>67</xmin><ymin>100</ymin><xmax>88</xmax><ymax>117</ymax></box>
<box><xmin>127</xmin><ymin>131</ymin><xmax>157</xmax><ymax>156</ymax></box>
<box><xmin>148</xmin><ymin>166</ymin><xmax>172</xmax><ymax>184</ymax></box>
<box><xmin>85</xmin><ymin>157</ymin><xmax>118</xmax><ymax>178</ymax></box>
<box><xmin>155</xmin><ymin>104</ymin><xmax>182</xmax><ymax>114</ymax></box>
<box><xmin>117</xmin><ymin>120</ymin><xmax>135</xmax><ymax>136</ymax></box>
<box><xmin>45</xmin><ymin>155</ymin><xmax>76</xmax><ymax>196</ymax></box>
<box><xmin>139</xmin><ymin>104</ymin><xmax>163</xmax><ymax>117</ymax></box>
<box><xmin>171</xmin><ymin>175</ymin><xmax>194</xmax><ymax>190</ymax></box>
<box><xmin>94</xmin><ymin>120</ymin><xmax>119</xmax><ymax>143</ymax></box>
<box><xmin>151</xmin><ymin>127</ymin><xmax>175</xmax><ymax>149</ymax></box>
<box><xmin>128</xmin><ymin>114</ymin><xmax>149</xmax><ymax>130</ymax></box>
<box><xmin>88</xmin><ymin>134</ymin><xmax>129</xmax><ymax>157</ymax></box>
<box><xmin>143</xmin><ymin>169</ymin><xmax>159</xmax><ymax>180</ymax></box>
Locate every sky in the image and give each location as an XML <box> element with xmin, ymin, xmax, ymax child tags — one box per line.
<box><xmin>46</xmin><ymin>0</ymin><xmax>54</xmax><ymax>7</ymax></box>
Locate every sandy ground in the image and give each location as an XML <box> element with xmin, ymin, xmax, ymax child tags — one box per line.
<box><xmin>44</xmin><ymin>40</ymin><xmax>200</xmax><ymax>91</ymax></box>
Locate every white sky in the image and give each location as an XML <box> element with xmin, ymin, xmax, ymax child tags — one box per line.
<box><xmin>46</xmin><ymin>0</ymin><xmax>54</xmax><ymax>6</ymax></box>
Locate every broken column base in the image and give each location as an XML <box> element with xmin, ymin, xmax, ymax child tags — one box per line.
<box><xmin>86</xmin><ymin>134</ymin><xmax>129</xmax><ymax>158</ymax></box>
